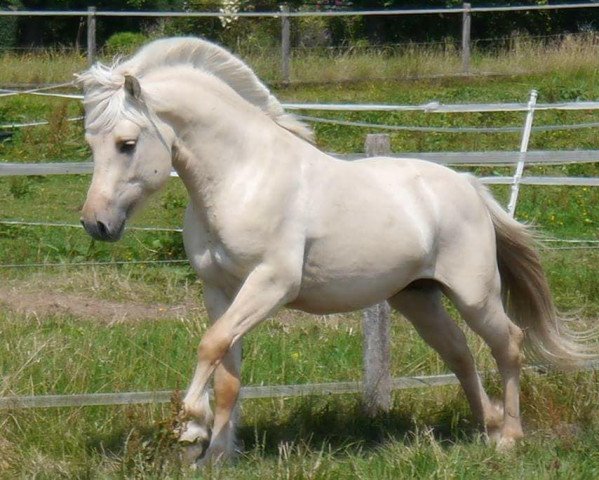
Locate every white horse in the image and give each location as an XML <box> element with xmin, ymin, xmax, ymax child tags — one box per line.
<box><xmin>76</xmin><ymin>37</ymin><xmax>596</xmax><ymax>464</ymax></box>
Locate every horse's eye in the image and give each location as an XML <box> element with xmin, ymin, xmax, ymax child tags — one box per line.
<box><xmin>118</xmin><ymin>140</ymin><xmax>137</xmax><ymax>154</ymax></box>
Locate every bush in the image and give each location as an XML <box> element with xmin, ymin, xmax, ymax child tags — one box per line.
<box><xmin>104</xmin><ymin>32</ymin><xmax>148</xmax><ymax>57</ymax></box>
<box><xmin>0</xmin><ymin>0</ymin><xmax>21</xmax><ymax>49</ymax></box>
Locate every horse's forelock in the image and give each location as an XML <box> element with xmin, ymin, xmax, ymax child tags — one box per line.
<box><xmin>76</xmin><ymin>62</ymin><xmax>149</xmax><ymax>133</ymax></box>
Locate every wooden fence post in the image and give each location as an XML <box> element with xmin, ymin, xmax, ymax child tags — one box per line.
<box><xmin>364</xmin><ymin>134</ymin><xmax>390</xmax><ymax>158</ymax></box>
<box><xmin>280</xmin><ymin>4</ymin><xmax>291</xmax><ymax>84</ymax></box>
<box><xmin>363</xmin><ymin>133</ymin><xmax>392</xmax><ymax>416</ymax></box>
<box><xmin>462</xmin><ymin>3</ymin><xmax>471</xmax><ymax>74</ymax></box>
<box><xmin>87</xmin><ymin>6</ymin><xmax>97</xmax><ymax>66</ymax></box>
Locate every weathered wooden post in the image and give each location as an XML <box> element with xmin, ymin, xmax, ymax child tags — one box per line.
<box><xmin>462</xmin><ymin>2</ymin><xmax>471</xmax><ymax>74</ymax></box>
<box><xmin>363</xmin><ymin>134</ymin><xmax>392</xmax><ymax>416</ymax></box>
<box><xmin>365</xmin><ymin>134</ymin><xmax>390</xmax><ymax>158</ymax></box>
<box><xmin>280</xmin><ymin>4</ymin><xmax>291</xmax><ymax>84</ymax></box>
<box><xmin>87</xmin><ymin>6</ymin><xmax>97</xmax><ymax>67</ymax></box>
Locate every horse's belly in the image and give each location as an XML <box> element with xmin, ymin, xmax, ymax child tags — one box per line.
<box><xmin>289</xmin><ymin>282</ymin><xmax>405</xmax><ymax>314</ymax></box>
<box><xmin>289</xmin><ymin>245</ymin><xmax>429</xmax><ymax>314</ymax></box>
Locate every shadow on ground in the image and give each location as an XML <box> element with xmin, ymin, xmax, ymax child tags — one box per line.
<box><xmin>236</xmin><ymin>396</ymin><xmax>478</xmax><ymax>455</ymax></box>
<box><xmin>86</xmin><ymin>395</ymin><xmax>479</xmax><ymax>463</ymax></box>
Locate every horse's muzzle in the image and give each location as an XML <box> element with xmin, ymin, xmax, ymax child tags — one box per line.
<box><xmin>80</xmin><ymin>216</ymin><xmax>125</xmax><ymax>242</ymax></box>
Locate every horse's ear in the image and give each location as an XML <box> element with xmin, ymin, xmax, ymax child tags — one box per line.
<box><xmin>124</xmin><ymin>74</ymin><xmax>141</xmax><ymax>99</ymax></box>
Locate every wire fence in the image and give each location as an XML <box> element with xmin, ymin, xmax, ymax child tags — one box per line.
<box><xmin>297</xmin><ymin>114</ymin><xmax>599</xmax><ymax>134</ymax></box>
<box><xmin>10</xmin><ymin>111</ymin><xmax>599</xmax><ymax>134</ymax></box>
<box><xmin>293</xmin><ymin>31</ymin><xmax>599</xmax><ymax>51</ymax></box>
<box><xmin>0</xmin><ymin>259</ymin><xmax>189</xmax><ymax>269</ymax></box>
<box><xmin>2</xmin><ymin>3</ymin><xmax>599</xmax><ymax>18</ymax></box>
<box><xmin>1</xmin><ymin>82</ymin><xmax>597</xmax><ymax>409</ymax></box>
<box><xmin>2</xmin><ymin>2</ymin><xmax>599</xmax><ymax>80</ymax></box>
<box><xmin>1</xmin><ymin>84</ymin><xmax>598</xmax><ymax>259</ymax></box>
<box><xmin>7</xmin><ymin>82</ymin><xmax>599</xmax><ymax>111</ymax></box>
<box><xmin>6</xmin><ymin>81</ymin><xmax>599</xmax><ymax>134</ymax></box>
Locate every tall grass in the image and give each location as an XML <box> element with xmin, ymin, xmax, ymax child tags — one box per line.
<box><xmin>279</xmin><ymin>33</ymin><xmax>599</xmax><ymax>83</ymax></box>
<box><xmin>2</xmin><ymin>33</ymin><xmax>599</xmax><ymax>85</ymax></box>
<box><xmin>476</xmin><ymin>33</ymin><xmax>599</xmax><ymax>77</ymax></box>
<box><xmin>0</xmin><ymin>50</ymin><xmax>86</xmax><ymax>85</ymax></box>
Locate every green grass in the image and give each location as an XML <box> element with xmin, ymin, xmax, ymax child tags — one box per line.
<box><xmin>0</xmin><ymin>303</ymin><xmax>597</xmax><ymax>478</ymax></box>
<box><xmin>0</xmin><ymin>253</ymin><xmax>595</xmax><ymax>478</ymax></box>
<box><xmin>0</xmin><ymin>52</ymin><xmax>598</xmax><ymax>477</ymax></box>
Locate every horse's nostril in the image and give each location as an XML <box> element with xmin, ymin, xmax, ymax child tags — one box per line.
<box><xmin>97</xmin><ymin>220</ymin><xmax>109</xmax><ymax>237</ymax></box>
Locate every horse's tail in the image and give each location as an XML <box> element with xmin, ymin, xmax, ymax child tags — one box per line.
<box><xmin>466</xmin><ymin>175</ymin><xmax>598</xmax><ymax>369</ymax></box>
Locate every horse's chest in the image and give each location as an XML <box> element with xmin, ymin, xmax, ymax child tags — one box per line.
<box><xmin>209</xmin><ymin>243</ymin><xmax>247</xmax><ymax>276</ymax></box>
<box><xmin>184</xmin><ymin>213</ymin><xmax>260</xmax><ymax>288</ymax></box>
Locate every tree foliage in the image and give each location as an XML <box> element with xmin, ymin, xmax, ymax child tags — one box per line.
<box><xmin>1</xmin><ymin>1</ymin><xmax>599</xmax><ymax>51</ymax></box>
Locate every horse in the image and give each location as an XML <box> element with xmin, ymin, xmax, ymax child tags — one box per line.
<box><xmin>76</xmin><ymin>37</ymin><xmax>597</xmax><ymax>465</ymax></box>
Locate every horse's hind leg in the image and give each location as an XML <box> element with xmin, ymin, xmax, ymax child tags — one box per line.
<box><xmin>444</xmin><ymin>274</ymin><xmax>524</xmax><ymax>450</ymax></box>
<box><xmin>388</xmin><ymin>284</ymin><xmax>503</xmax><ymax>438</ymax></box>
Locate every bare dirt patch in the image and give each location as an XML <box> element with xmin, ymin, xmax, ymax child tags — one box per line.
<box><xmin>0</xmin><ymin>285</ymin><xmax>360</xmax><ymax>328</ymax></box>
<box><xmin>0</xmin><ymin>286</ymin><xmax>202</xmax><ymax>323</ymax></box>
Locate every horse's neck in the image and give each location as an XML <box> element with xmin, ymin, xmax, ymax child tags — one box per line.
<box><xmin>152</xmin><ymin>72</ymin><xmax>298</xmax><ymax>215</ymax></box>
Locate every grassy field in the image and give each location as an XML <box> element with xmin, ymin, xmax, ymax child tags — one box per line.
<box><xmin>0</xmin><ymin>263</ymin><xmax>597</xmax><ymax>479</ymax></box>
<box><xmin>0</xmin><ymin>47</ymin><xmax>598</xmax><ymax>478</ymax></box>
<box><xmin>2</xmin><ymin>33</ymin><xmax>599</xmax><ymax>84</ymax></box>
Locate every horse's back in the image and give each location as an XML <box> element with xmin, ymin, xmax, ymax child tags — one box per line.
<box><xmin>304</xmin><ymin>155</ymin><xmax>490</xmax><ymax>242</ymax></box>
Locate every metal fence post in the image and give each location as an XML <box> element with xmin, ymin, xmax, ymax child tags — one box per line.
<box><xmin>87</xmin><ymin>6</ymin><xmax>97</xmax><ymax>66</ymax></box>
<box><xmin>508</xmin><ymin>89</ymin><xmax>538</xmax><ymax>217</ymax></box>
<box><xmin>363</xmin><ymin>133</ymin><xmax>392</xmax><ymax>416</ymax></box>
<box><xmin>280</xmin><ymin>4</ymin><xmax>291</xmax><ymax>84</ymax></box>
<box><xmin>462</xmin><ymin>3</ymin><xmax>471</xmax><ymax>74</ymax></box>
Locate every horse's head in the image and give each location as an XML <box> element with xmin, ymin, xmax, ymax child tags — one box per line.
<box><xmin>78</xmin><ymin>37</ymin><xmax>314</xmax><ymax>242</ymax></box>
<box><xmin>79</xmin><ymin>71</ymin><xmax>174</xmax><ymax>242</ymax></box>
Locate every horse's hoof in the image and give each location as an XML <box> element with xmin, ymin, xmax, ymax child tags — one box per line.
<box><xmin>178</xmin><ymin>420</ymin><xmax>211</xmax><ymax>465</ymax></box>
<box><xmin>496</xmin><ymin>436</ymin><xmax>517</xmax><ymax>452</ymax></box>
<box><xmin>181</xmin><ymin>442</ymin><xmax>210</xmax><ymax>467</ymax></box>
<box><xmin>485</xmin><ymin>426</ymin><xmax>502</xmax><ymax>445</ymax></box>
<box><xmin>194</xmin><ymin>442</ymin><xmax>241</xmax><ymax>469</ymax></box>
<box><xmin>194</xmin><ymin>447</ymin><xmax>224</xmax><ymax>469</ymax></box>
<box><xmin>178</xmin><ymin>420</ymin><xmax>210</xmax><ymax>444</ymax></box>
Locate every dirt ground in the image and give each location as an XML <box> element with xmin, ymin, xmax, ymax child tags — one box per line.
<box><xmin>0</xmin><ymin>286</ymin><xmax>202</xmax><ymax>323</ymax></box>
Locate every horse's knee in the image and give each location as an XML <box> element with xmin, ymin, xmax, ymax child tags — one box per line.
<box><xmin>198</xmin><ymin>330</ymin><xmax>232</xmax><ymax>366</ymax></box>
<box><xmin>498</xmin><ymin>323</ymin><xmax>524</xmax><ymax>368</ymax></box>
<box><xmin>462</xmin><ymin>305</ymin><xmax>523</xmax><ymax>369</ymax></box>
<box><xmin>509</xmin><ymin>323</ymin><xmax>524</xmax><ymax>349</ymax></box>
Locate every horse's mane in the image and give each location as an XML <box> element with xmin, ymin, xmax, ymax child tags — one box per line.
<box><xmin>76</xmin><ymin>37</ymin><xmax>314</xmax><ymax>141</ymax></box>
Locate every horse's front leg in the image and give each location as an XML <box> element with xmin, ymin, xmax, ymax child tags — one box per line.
<box><xmin>178</xmin><ymin>285</ymin><xmax>240</xmax><ymax>464</ymax></box>
<box><xmin>180</xmin><ymin>343</ymin><xmax>242</xmax><ymax>465</ymax></box>
<box><xmin>179</xmin><ymin>264</ymin><xmax>299</xmax><ymax>465</ymax></box>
